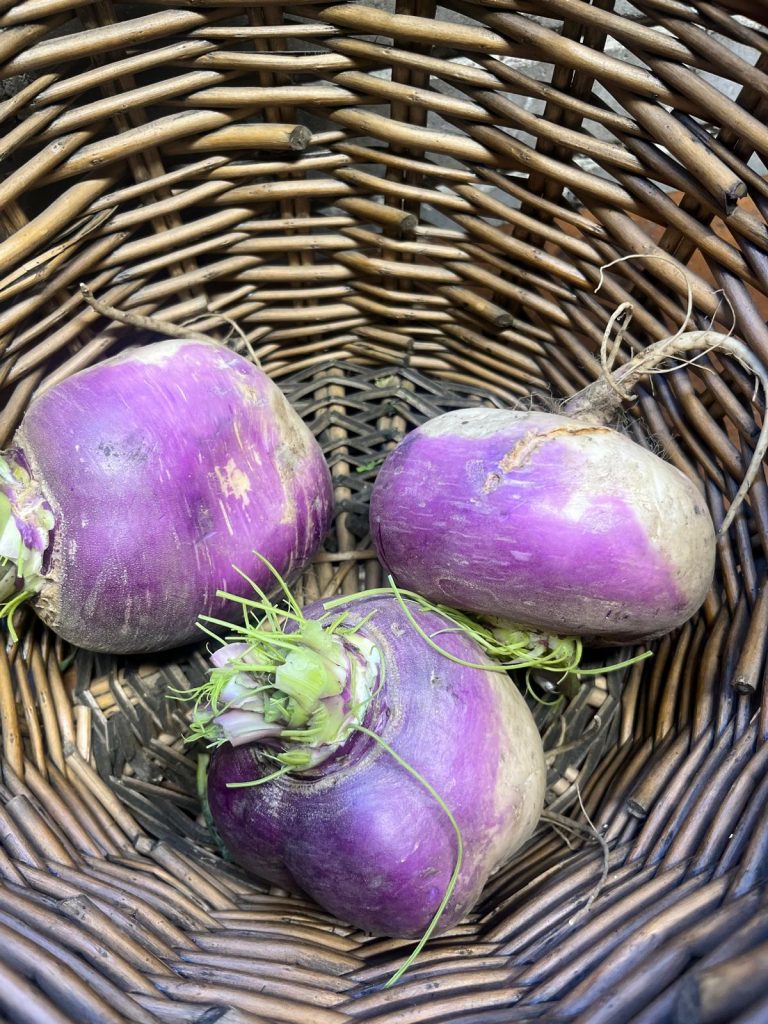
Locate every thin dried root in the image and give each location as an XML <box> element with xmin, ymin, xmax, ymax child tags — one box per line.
<box><xmin>566</xmin><ymin>255</ymin><xmax>767</xmax><ymax>536</ymax></box>
<box><xmin>581</xmin><ymin>330</ymin><xmax>768</xmax><ymax>535</ymax></box>
<box><xmin>79</xmin><ymin>284</ymin><xmax>215</xmax><ymax>343</ymax></box>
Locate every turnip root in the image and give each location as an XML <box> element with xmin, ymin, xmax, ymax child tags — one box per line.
<box><xmin>0</xmin><ymin>339</ymin><xmax>333</xmax><ymax>652</ymax></box>
<box><xmin>370</xmin><ymin>330</ymin><xmax>768</xmax><ymax>645</ymax></box>
<box><xmin>189</xmin><ymin>589</ymin><xmax>546</xmax><ymax>949</ymax></box>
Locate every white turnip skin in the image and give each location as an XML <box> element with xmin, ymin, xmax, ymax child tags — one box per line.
<box><xmin>200</xmin><ymin>594</ymin><xmax>547</xmax><ymax>940</ymax></box>
<box><xmin>0</xmin><ymin>339</ymin><xmax>333</xmax><ymax>653</ymax></box>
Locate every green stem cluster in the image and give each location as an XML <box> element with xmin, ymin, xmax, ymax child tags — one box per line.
<box><xmin>177</xmin><ymin>563</ymin><xmax>379</xmax><ymax>771</ymax></box>
<box><xmin>326</xmin><ymin>577</ymin><xmax>651</xmax><ymax>704</ymax></box>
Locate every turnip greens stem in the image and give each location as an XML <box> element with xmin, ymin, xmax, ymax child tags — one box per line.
<box><xmin>354</xmin><ymin>724</ymin><xmax>464</xmax><ymax>989</ymax></box>
<box><xmin>324</xmin><ymin>579</ymin><xmax>652</xmax><ymax>688</ymax></box>
<box><xmin>181</xmin><ymin>610</ymin><xmax>376</xmax><ymax>767</ymax></box>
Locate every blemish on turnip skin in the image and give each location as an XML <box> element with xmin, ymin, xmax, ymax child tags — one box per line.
<box><xmin>215</xmin><ymin>458</ymin><xmax>252</xmax><ymax>505</ymax></box>
<box><xmin>499</xmin><ymin>430</ymin><xmax>540</xmax><ymax>472</ymax></box>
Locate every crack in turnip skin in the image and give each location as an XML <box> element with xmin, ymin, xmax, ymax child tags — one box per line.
<box><xmin>206</xmin><ymin>595</ymin><xmax>546</xmax><ymax>940</ymax></box>
<box><xmin>7</xmin><ymin>340</ymin><xmax>333</xmax><ymax>653</ymax></box>
<box><xmin>370</xmin><ymin>408</ymin><xmax>715</xmax><ymax>644</ymax></box>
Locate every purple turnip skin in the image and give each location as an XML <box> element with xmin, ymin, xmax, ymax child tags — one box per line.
<box><xmin>369</xmin><ymin>407</ymin><xmax>716</xmax><ymax>644</ymax></box>
<box><xmin>204</xmin><ymin>595</ymin><xmax>546</xmax><ymax>939</ymax></box>
<box><xmin>0</xmin><ymin>339</ymin><xmax>333</xmax><ymax>653</ymax></box>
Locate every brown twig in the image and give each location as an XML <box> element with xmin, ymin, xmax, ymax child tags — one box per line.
<box><xmin>79</xmin><ymin>284</ymin><xmax>215</xmax><ymax>344</ymax></box>
<box><xmin>541</xmin><ymin>784</ymin><xmax>611</xmax><ymax>924</ymax></box>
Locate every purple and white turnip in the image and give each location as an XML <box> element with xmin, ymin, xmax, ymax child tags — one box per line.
<box><xmin>370</xmin><ymin>330</ymin><xmax>768</xmax><ymax>646</ymax></box>
<box><xmin>0</xmin><ymin>339</ymin><xmax>333</xmax><ymax>653</ymax></box>
<box><xmin>190</xmin><ymin>588</ymin><xmax>546</xmax><ymax>949</ymax></box>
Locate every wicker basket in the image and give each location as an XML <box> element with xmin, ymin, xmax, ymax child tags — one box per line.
<box><xmin>1</xmin><ymin>2</ymin><xmax>768</xmax><ymax>1022</ymax></box>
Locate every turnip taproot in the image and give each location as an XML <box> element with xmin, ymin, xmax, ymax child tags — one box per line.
<box><xmin>370</xmin><ymin>330</ymin><xmax>768</xmax><ymax>645</ymax></box>
<box><xmin>187</xmin><ymin>581</ymin><xmax>546</xmax><ymax>960</ymax></box>
<box><xmin>0</xmin><ymin>339</ymin><xmax>333</xmax><ymax>652</ymax></box>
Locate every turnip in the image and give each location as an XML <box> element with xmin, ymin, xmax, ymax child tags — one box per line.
<box><xmin>186</xmin><ymin>574</ymin><xmax>546</xmax><ymax>973</ymax></box>
<box><xmin>370</xmin><ymin>329</ymin><xmax>768</xmax><ymax>645</ymax></box>
<box><xmin>0</xmin><ymin>339</ymin><xmax>333</xmax><ymax>653</ymax></box>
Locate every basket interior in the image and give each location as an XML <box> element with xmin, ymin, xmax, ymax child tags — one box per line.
<box><xmin>1</xmin><ymin>3</ymin><xmax>768</xmax><ymax>1023</ymax></box>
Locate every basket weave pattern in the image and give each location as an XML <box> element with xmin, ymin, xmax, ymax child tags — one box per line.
<box><xmin>1</xmin><ymin>3</ymin><xmax>768</xmax><ymax>1022</ymax></box>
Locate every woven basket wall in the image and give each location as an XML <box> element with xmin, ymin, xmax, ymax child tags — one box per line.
<box><xmin>1</xmin><ymin>2</ymin><xmax>768</xmax><ymax>1022</ymax></box>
